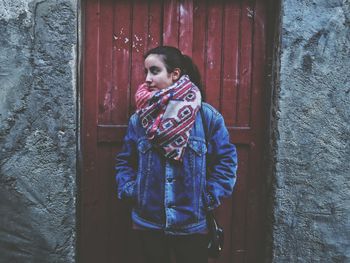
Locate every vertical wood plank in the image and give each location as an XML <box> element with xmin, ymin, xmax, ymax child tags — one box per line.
<box><xmin>221</xmin><ymin>1</ymin><xmax>241</xmax><ymax>127</ymax></box>
<box><xmin>237</xmin><ymin>0</ymin><xmax>254</xmax><ymax>127</ymax></box>
<box><xmin>192</xmin><ymin>0</ymin><xmax>207</xmax><ymax>98</ymax></box>
<box><xmin>109</xmin><ymin>2</ymin><xmax>134</xmax><ymax>262</ymax></box>
<box><xmin>163</xmin><ymin>0</ymin><xmax>180</xmax><ymax>47</ymax></box>
<box><xmin>179</xmin><ymin>0</ymin><xmax>193</xmax><ymax>56</ymax></box>
<box><xmin>250</xmin><ymin>0</ymin><xmax>267</xmax><ymax>133</ymax></box>
<box><xmin>231</xmin><ymin>145</ymin><xmax>249</xmax><ymax>263</ymax></box>
<box><xmin>148</xmin><ymin>0</ymin><xmax>163</xmax><ymax>50</ymax></box>
<box><xmin>98</xmin><ymin>0</ymin><xmax>114</xmax><ymax>124</ymax></box>
<box><xmin>130</xmin><ymin>0</ymin><xmax>150</xmax><ymax>112</ymax></box>
<box><xmin>93</xmin><ymin>2</ymin><xmax>115</xmax><ymax>260</ymax></box>
<box><xmin>205</xmin><ymin>0</ymin><xmax>224</xmax><ymax>109</ymax></box>
<box><xmin>111</xmin><ymin>1</ymin><xmax>132</xmax><ymax>124</ymax></box>
<box><xmin>81</xmin><ymin>1</ymin><xmax>100</xmax><ymax>262</ymax></box>
<box><xmin>246</xmin><ymin>1</ymin><xmax>268</xmax><ymax>262</ymax></box>
<box><xmin>94</xmin><ymin>144</ymin><xmax>112</xmax><ymax>261</ymax></box>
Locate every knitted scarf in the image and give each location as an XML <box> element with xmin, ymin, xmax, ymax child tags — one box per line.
<box><xmin>135</xmin><ymin>75</ymin><xmax>201</xmax><ymax>161</ymax></box>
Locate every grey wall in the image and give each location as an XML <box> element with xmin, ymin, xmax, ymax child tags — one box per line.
<box><xmin>0</xmin><ymin>0</ymin><xmax>77</xmax><ymax>262</ymax></box>
<box><xmin>271</xmin><ymin>0</ymin><xmax>350</xmax><ymax>262</ymax></box>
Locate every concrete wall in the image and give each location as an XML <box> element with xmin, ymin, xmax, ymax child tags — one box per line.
<box><xmin>0</xmin><ymin>1</ymin><xmax>77</xmax><ymax>262</ymax></box>
<box><xmin>271</xmin><ymin>0</ymin><xmax>350</xmax><ymax>262</ymax></box>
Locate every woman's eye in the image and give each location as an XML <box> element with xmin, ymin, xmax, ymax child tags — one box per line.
<box><xmin>149</xmin><ymin>66</ymin><xmax>160</xmax><ymax>75</ymax></box>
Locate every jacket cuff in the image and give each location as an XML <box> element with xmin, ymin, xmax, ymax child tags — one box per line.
<box><xmin>118</xmin><ymin>181</ymin><xmax>136</xmax><ymax>200</ymax></box>
<box><xmin>205</xmin><ymin>192</ymin><xmax>220</xmax><ymax>211</ymax></box>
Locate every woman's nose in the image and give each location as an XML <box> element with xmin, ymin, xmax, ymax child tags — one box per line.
<box><xmin>145</xmin><ymin>73</ymin><xmax>152</xmax><ymax>84</ymax></box>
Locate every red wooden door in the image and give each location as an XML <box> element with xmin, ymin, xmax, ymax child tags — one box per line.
<box><xmin>81</xmin><ymin>1</ymin><xmax>270</xmax><ymax>262</ymax></box>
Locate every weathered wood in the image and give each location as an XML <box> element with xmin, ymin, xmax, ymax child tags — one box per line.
<box><xmin>82</xmin><ymin>1</ymin><xmax>271</xmax><ymax>262</ymax></box>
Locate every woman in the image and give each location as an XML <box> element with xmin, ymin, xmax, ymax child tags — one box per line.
<box><xmin>116</xmin><ymin>46</ymin><xmax>237</xmax><ymax>263</ymax></box>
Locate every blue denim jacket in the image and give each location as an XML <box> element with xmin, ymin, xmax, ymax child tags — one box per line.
<box><xmin>115</xmin><ymin>103</ymin><xmax>237</xmax><ymax>235</ymax></box>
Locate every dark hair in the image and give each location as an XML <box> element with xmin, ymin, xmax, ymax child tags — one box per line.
<box><xmin>144</xmin><ymin>46</ymin><xmax>205</xmax><ymax>100</ymax></box>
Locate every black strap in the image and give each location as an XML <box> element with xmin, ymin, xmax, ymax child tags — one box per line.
<box><xmin>200</xmin><ymin>104</ymin><xmax>211</xmax><ymax>181</ymax></box>
<box><xmin>200</xmin><ymin>104</ymin><xmax>215</xmax><ymax>211</ymax></box>
<box><xmin>200</xmin><ymin>104</ymin><xmax>208</xmax><ymax>145</ymax></box>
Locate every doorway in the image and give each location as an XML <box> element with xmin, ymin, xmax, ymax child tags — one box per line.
<box><xmin>81</xmin><ymin>1</ymin><xmax>272</xmax><ymax>262</ymax></box>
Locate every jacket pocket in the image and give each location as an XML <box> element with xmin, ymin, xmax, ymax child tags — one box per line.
<box><xmin>187</xmin><ymin>138</ymin><xmax>207</xmax><ymax>156</ymax></box>
<box><xmin>137</xmin><ymin>137</ymin><xmax>153</xmax><ymax>154</ymax></box>
<box><xmin>186</xmin><ymin>137</ymin><xmax>207</xmax><ymax>173</ymax></box>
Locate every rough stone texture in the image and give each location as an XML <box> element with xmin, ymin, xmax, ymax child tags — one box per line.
<box><xmin>0</xmin><ymin>0</ymin><xmax>77</xmax><ymax>262</ymax></box>
<box><xmin>272</xmin><ymin>0</ymin><xmax>350</xmax><ymax>262</ymax></box>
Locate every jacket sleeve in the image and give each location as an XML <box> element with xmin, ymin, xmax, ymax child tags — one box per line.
<box><xmin>115</xmin><ymin>115</ymin><xmax>138</xmax><ymax>200</ymax></box>
<box><xmin>204</xmin><ymin>113</ymin><xmax>238</xmax><ymax>211</ymax></box>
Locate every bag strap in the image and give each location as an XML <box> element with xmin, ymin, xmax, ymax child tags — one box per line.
<box><xmin>200</xmin><ymin>103</ymin><xmax>208</xmax><ymax>146</ymax></box>
<box><xmin>200</xmin><ymin>104</ymin><xmax>214</xmax><ymax>218</ymax></box>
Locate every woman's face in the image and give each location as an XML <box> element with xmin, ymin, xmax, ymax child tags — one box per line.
<box><xmin>144</xmin><ymin>54</ymin><xmax>179</xmax><ymax>90</ymax></box>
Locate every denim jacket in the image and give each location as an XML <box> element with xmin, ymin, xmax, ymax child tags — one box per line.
<box><xmin>115</xmin><ymin>103</ymin><xmax>237</xmax><ymax>235</ymax></box>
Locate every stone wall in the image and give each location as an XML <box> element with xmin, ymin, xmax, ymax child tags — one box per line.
<box><xmin>0</xmin><ymin>1</ymin><xmax>77</xmax><ymax>262</ymax></box>
<box><xmin>271</xmin><ymin>0</ymin><xmax>350</xmax><ymax>262</ymax></box>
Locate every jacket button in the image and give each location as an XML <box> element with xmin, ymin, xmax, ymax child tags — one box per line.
<box><xmin>167</xmin><ymin>178</ymin><xmax>174</xmax><ymax>183</ymax></box>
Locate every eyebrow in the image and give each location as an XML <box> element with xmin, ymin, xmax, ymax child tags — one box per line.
<box><xmin>144</xmin><ymin>66</ymin><xmax>160</xmax><ymax>74</ymax></box>
<box><xmin>150</xmin><ymin>66</ymin><xmax>160</xmax><ymax>71</ymax></box>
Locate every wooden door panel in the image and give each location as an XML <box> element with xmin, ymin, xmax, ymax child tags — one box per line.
<box><xmin>111</xmin><ymin>1</ymin><xmax>133</xmax><ymax>124</ymax></box>
<box><xmin>82</xmin><ymin>1</ymin><xmax>269</xmax><ymax>262</ymax></box>
<box><xmin>221</xmin><ymin>0</ymin><xmax>240</xmax><ymax>127</ymax></box>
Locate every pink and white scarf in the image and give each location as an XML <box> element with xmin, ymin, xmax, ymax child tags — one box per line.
<box><xmin>135</xmin><ymin>75</ymin><xmax>201</xmax><ymax>161</ymax></box>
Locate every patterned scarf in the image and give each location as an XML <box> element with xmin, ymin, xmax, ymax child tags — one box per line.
<box><xmin>135</xmin><ymin>75</ymin><xmax>201</xmax><ymax>161</ymax></box>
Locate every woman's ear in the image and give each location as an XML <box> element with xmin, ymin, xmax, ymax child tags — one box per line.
<box><xmin>172</xmin><ymin>68</ymin><xmax>181</xmax><ymax>82</ymax></box>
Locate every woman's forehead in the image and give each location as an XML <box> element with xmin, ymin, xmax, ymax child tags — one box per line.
<box><xmin>144</xmin><ymin>54</ymin><xmax>166</xmax><ymax>67</ymax></box>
